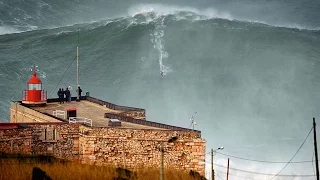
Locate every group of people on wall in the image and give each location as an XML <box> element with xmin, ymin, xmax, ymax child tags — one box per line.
<box><xmin>57</xmin><ymin>86</ymin><xmax>82</xmax><ymax>104</ymax></box>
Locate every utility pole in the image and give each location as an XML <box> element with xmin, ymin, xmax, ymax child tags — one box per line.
<box><xmin>226</xmin><ymin>158</ymin><xmax>229</xmax><ymax>180</ymax></box>
<box><xmin>76</xmin><ymin>25</ymin><xmax>80</xmax><ymax>101</ymax></box>
<box><xmin>211</xmin><ymin>149</ymin><xmax>214</xmax><ymax>180</ymax></box>
<box><xmin>160</xmin><ymin>143</ymin><xmax>164</xmax><ymax>180</ymax></box>
<box><xmin>314</xmin><ymin>117</ymin><xmax>319</xmax><ymax>180</ymax></box>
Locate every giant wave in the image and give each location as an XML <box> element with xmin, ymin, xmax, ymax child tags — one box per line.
<box><xmin>0</xmin><ymin>3</ymin><xmax>320</xmax><ymax>180</ymax></box>
<box><xmin>1</xmin><ymin>3</ymin><xmax>320</xmax><ymax>36</ymax></box>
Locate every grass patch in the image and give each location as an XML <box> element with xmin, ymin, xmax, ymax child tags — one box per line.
<box><xmin>0</xmin><ymin>153</ymin><xmax>206</xmax><ymax>180</ymax></box>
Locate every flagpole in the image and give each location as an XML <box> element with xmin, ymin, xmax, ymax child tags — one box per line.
<box><xmin>76</xmin><ymin>25</ymin><xmax>79</xmax><ymax>101</ymax></box>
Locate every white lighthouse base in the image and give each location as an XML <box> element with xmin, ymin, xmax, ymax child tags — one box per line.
<box><xmin>22</xmin><ymin>101</ymin><xmax>47</xmax><ymax>106</ymax></box>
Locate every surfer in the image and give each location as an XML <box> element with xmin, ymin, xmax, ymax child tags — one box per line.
<box><xmin>160</xmin><ymin>71</ymin><xmax>164</xmax><ymax>78</ymax></box>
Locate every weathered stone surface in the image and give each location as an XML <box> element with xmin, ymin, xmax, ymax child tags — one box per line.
<box><xmin>118</xmin><ymin>111</ymin><xmax>146</xmax><ymax>120</ymax></box>
<box><xmin>78</xmin><ymin>127</ymin><xmax>206</xmax><ymax>175</ymax></box>
<box><xmin>1</xmin><ymin>122</ymin><xmax>205</xmax><ymax>176</ymax></box>
<box><xmin>0</xmin><ymin>124</ymin><xmax>80</xmax><ymax>160</ymax></box>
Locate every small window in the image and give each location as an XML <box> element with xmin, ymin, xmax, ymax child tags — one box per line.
<box><xmin>28</xmin><ymin>83</ymin><xmax>42</xmax><ymax>90</ymax></box>
<box><xmin>40</xmin><ymin>128</ymin><xmax>59</xmax><ymax>141</ymax></box>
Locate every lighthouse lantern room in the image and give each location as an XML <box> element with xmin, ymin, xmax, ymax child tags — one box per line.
<box><xmin>22</xmin><ymin>68</ymin><xmax>47</xmax><ymax>105</ymax></box>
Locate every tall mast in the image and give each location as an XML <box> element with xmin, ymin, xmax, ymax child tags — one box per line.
<box><xmin>76</xmin><ymin>24</ymin><xmax>80</xmax><ymax>101</ymax></box>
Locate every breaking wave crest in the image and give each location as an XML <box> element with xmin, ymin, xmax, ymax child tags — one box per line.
<box><xmin>126</xmin><ymin>4</ymin><xmax>320</xmax><ymax>31</ymax></box>
<box><xmin>1</xmin><ymin>3</ymin><xmax>319</xmax><ymax>36</ymax></box>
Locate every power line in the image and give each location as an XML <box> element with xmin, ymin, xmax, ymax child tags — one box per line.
<box><xmin>206</xmin><ymin>162</ymin><xmax>315</xmax><ymax>177</ymax></box>
<box><xmin>216</xmin><ymin>170</ymin><xmax>264</xmax><ymax>180</ymax></box>
<box><xmin>269</xmin><ymin>127</ymin><xmax>314</xmax><ymax>180</ymax></box>
<box><xmin>187</xmin><ymin>122</ymin><xmax>192</xmax><ymax>129</ymax></box>
<box><xmin>215</xmin><ymin>151</ymin><xmax>313</xmax><ymax>164</ymax></box>
<box><xmin>49</xmin><ymin>55</ymin><xmax>76</xmax><ymax>98</ymax></box>
<box><xmin>215</xmin><ymin>173</ymin><xmax>224</xmax><ymax>180</ymax></box>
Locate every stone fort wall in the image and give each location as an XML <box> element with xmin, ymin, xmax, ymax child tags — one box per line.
<box><xmin>79</xmin><ymin>126</ymin><xmax>205</xmax><ymax>175</ymax></box>
<box><xmin>0</xmin><ymin>124</ymin><xmax>205</xmax><ymax>175</ymax></box>
<box><xmin>0</xmin><ymin>123</ymin><xmax>80</xmax><ymax>160</ymax></box>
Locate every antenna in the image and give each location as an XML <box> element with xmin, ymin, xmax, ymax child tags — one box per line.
<box><xmin>76</xmin><ymin>24</ymin><xmax>80</xmax><ymax>101</ymax></box>
<box><xmin>32</xmin><ymin>65</ymin><xmax>38</xmax><ymax>75</ymax></box>
<box><xmin>189</xmin><ymin>112</ymin><xmax>197</xmax><ymax>131</ymax></box>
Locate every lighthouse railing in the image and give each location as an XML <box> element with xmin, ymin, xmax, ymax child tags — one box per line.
<box><xmin>68</xmin><ymin>117</ymin><xmax>92</xmax><ymax>127</ymax></box>
<box><xmin>41</xmin><ymin>90</ymin><xmax>47</xmax><ymax>101</ymax></box>
<box><xmin>21</xmin><ymin>90</ymin><xmax>47</xmax><ymax>102</ymax></box>
<box><xmin>53</xmin><ymin>110</ymin><xmax>66</xmax><ymax>119</ymax></box>
<box><xmin>22</xmin><ymin>90</ymin><xmax>28</xmax><ymax>101</ymax></box>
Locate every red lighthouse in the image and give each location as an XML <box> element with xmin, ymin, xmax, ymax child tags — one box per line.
<box><xmin>22</xmin><ymin>68</ymin><xmax>47</xmax><ymax>105</ymax></box>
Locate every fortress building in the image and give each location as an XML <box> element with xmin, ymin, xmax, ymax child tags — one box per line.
<box><xmin>0</xmin><ymin>69</ymin><xmax>206</xmax><ymax>175</ymax></box>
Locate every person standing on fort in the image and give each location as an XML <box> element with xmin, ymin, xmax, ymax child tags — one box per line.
<box><xmin>65</xmin><ymin>87</ymin><xmax>70</xmax><ymax>103</ymax></box>
<box><xmin>61</xmin><ymin>88</ymin><xmax>65</xmax><ymax>103</ymax></box>
<box><xmin>76</xmin><ymin>85</ymin><xmax>82</xmax><ymax>101</ymax></box>
<box><xmin>57</xmin><ymin>88</ymin><xmax>62</xmax><ymax>104</ymax></box>
<box><xmin>68</xmin><ymin>86</ymin><xmax>72</xmax><ymax>102</ymax></box>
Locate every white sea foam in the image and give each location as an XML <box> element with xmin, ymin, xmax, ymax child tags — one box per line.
<box><xmin>2</xmin><ymin>3</ymin><xmax>318</xmax><ymax>36</ymax></box>
<box><xmin>0</xmin><ymin>26</ymin><xmax>20</xmax><ymax>35</ymax></box>
<box><xmin>128</xmin><ymin>4</ymin><xmax>234</xmax><ymax>22</ymax></box>
<box><xmin>150</xmin><ymin>15</ymin><xmax>172</xmax><ymax>76</ymax></box>
<box><xmin>127</xmin><ymin>4</ymin><xmax>320</xmax><ymax>31</ymax></box>
<box><xmin>54</xmin><ymin>30</ymin><xmax>73</xmax><ymax>36</ymax></box>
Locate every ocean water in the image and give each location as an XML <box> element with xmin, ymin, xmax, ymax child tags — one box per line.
<box><xmin>0</xmin><ymin>1</ymin><xmax>320</xmax><ymax>179</ymax></box>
